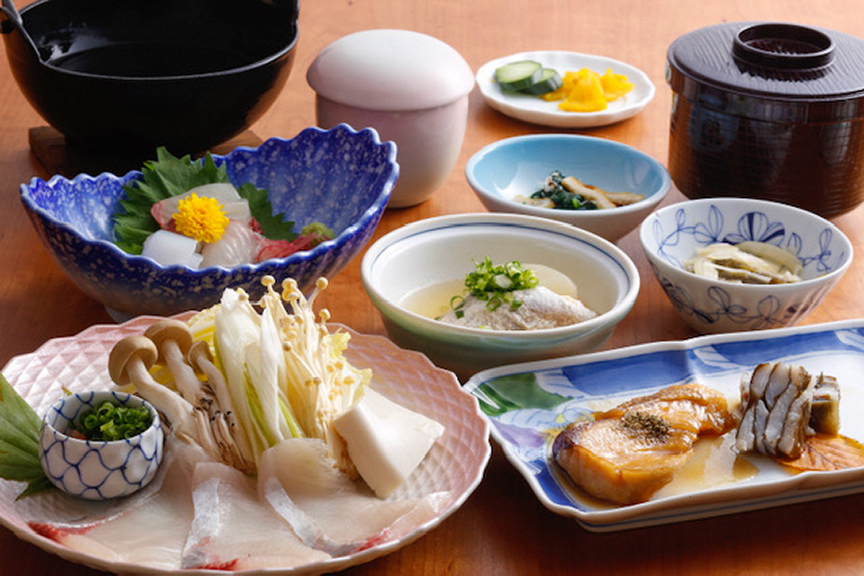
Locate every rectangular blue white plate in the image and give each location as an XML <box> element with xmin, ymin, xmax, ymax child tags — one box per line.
<box><xmin>463</xmin><ymin>320</ymin><xmax>864</xmax><ymax>532</ymax></box>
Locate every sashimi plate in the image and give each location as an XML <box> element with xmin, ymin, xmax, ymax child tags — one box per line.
<box><xmin>464</xmin><ymin>320</ymin><xmax>864</xmax><ymax>532</ymax></box>
<box><xmin>475</xmin><ymin>51</ymin><xmax>655</xmax><ymax>128</ymax></box>
<box><xmin>0</xmin><ymin>316</ymin><xmax>490</xmax><ymax>574</ymax></box>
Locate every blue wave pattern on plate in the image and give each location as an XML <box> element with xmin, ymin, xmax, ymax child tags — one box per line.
<box><xmin>648</xmin><ymin>205</ymin><xmax>846</xmax><ymax>329</ymax></box>
<box><xmin>19</xmin><ymin>124</ymin><xmax>397</xmax><ymax>317</ymax></box>
<box><xmin>465</xmin><ymin>321</ymin><xmax>864</xmax><ymax>530</ymax></box>
<box><xmin>39</xmin><ymin>391</ymin><xmax>164</xmax><ymax>501</ymax></box>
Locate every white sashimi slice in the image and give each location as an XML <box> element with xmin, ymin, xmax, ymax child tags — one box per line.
<box><xmin>151</xmin><ymin>183</ymin><xmax>252</xmax><ymax>229</ymax></box>
<box><xmin>182</xmin><ymin>462</ymin><xmax>329</xmax><ymax>570</ymax></box>
<box><xmin>199</xmin><ymin>219</ymin><xmax>263</xmax><ymax>268</ymax></box>
<box><xmin>24</xmin><ymin>440</ymin><xmax>209</xmax><ymax>570</ymax></box>
<box><xmin>141</xmin><ymin>229</ymin><xmax>203</xmax><ymax>267</ymax></box>
<box><xmin>258</xmin><ymin>438</ymin><xmax>449</xmax><ymax>547</ymax></box>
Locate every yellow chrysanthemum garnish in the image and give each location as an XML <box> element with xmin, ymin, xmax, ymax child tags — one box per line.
<box><xmin>172</xmin><ymin>193</ymin><xmax>229</xmax><ymax>244</ymax></box>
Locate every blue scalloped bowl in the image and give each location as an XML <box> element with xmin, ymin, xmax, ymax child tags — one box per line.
<box><xmin>640</xmin><ymin>197</ymin><xmax>853</xmax><ymax>334</ymax></box>
<box><xmin>20</xmin><ymin>125</ymin><xmax>397</xmax><ymax>319</ymax></box>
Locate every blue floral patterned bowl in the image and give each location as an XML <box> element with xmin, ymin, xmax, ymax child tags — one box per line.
<box><xmin>19</xmin><ymin>124</ymin><xmax>397</xmax><ymax>320</ymax></box>
<box><xmin>39</xmin><ymin>391</ymin><xmax>164</xmax><ymax>501</ymax></box>
<box><xmin>640</xmin><ymin>197</ymin><xmax>853</xmax><ymax>334</ymax></box>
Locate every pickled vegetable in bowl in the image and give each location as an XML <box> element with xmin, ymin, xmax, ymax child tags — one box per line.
<box><xmin>640</xmin><ymin>197</ymin><xmax>853</xmax><ymax>334</ymax></box>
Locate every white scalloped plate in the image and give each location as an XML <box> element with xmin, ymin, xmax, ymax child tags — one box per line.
<box><xmin>465</xmin><ymin>320</ymin><xmax>864</xmax><ymax>532</ymax></box>
<box><xmin>476</xmin><ymin>51</ymin><xmax>655</xmax><ymax>128</ymax></box>
<box><xmin>0</xmin><ymin>316</ymin><xmax>490</xmax><ymax>574</ymax></box>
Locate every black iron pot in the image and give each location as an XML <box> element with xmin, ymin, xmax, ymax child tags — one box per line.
<box><xmin>0</xmin><ymin>0</ymin><xmax>298</xmax><ymax>155</ymax></box>
<box><xmin>667</xmin><ymin>22</ymin><xmax>864</xmax><ymax>218</ymax></box>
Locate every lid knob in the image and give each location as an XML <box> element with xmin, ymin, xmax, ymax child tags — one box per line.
<box><xmin>732</xmin><ymin>23</ymin><xmax>835</xmax><ymax>69</ymax></box>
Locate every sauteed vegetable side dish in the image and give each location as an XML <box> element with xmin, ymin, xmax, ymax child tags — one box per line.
<box><xmin>515</xmin><ymin>170</ymin><xmax>646</xmax><ymax>211</ymax></box>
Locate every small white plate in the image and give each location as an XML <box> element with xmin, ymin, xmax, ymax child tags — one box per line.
<box><xmin>465</xmin><ymin>320</ymin><xmax>864</xmax><ymax>532</ymax></box>
<box><xmin>0</xmin><ymin>316</ymin><xmax>490</xmax><ymax>574</ymax></box>
<box><xmin>476</xmin><ymin>51</ymin><xmax>655</xmax><ymax>128</ymax></box>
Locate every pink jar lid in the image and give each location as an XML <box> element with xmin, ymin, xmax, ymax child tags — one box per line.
<box><xmin>307</xmin><ymin>29</ymin><xmax>474</xmax><ymax>111</ymax></box>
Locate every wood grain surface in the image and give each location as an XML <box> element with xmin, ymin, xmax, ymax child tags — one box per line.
<box><xmin>2</xmin><ymin>0</ymin><xmax>864</xmax><ymax>573</ymax></box>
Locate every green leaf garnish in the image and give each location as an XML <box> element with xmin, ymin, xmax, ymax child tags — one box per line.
<box><xmin>113</xmin><ymin>147</ymin><xmax>298</xmax><ymax>254</ymax></box>
<box><xmin>236</xmin><ymin>183</ymin><xmax>297</xmax><ymax>242</ymax></box>
<box><xmin>0</xmin><ymin>373</ymin><xmax>52</xmax><ymax>498</ymax></box>
<box><xmin>452</xmin><ymin>258</ymin><xmax>539</xmax><ymax>315</ymax></box>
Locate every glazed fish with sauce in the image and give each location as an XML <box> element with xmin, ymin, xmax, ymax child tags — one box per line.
<box><xmin>552</xmin><ymin>384</ymin><xmax>736</xmax><ymax>505</ymax></box>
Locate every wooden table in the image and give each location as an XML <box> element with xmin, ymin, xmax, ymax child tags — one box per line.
<box><xmin>3</xmin><ymin>0</ymin><xmax>864</xmax><ymax>573</ymax></box>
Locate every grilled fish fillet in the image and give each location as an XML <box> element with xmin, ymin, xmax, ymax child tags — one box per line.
<box><xmin>552</xmin><ymin>384</ymin><xmax>736</xmax><ymax>505</ymax></box>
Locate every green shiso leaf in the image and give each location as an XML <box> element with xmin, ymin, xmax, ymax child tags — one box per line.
<box><xmin>236</xmin><ymin>183</ymin><xmax>298</xmax><ymax>242</ymax></box>
<box><xmin>113</xmin><ymin>147</ymin><xmax>298</xmax><ymax>254</ymax></box>
<box><xmin>0</xmin><ymin>373</ymin><xmax>52</xmax><ymax>498</ymax></box>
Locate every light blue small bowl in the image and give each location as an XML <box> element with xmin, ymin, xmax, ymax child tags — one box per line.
<box><xmin>640</xmin><ymin>197</ymin><xmax>853</xmax><ymax>334</ymax></box>
<box><xmin>39</xmin><ymin>391</ymin><xmax>164</xmax><ymax>501</ymax></box>
<box><xmin>20</xmin><ymin>124</ymin><xmax>397</xmax><ymax>320</ymax></box>
<box><xmin>466</xmin><ymin>134</ymin><xmax>671</xmax><ymax>242</ymax></box>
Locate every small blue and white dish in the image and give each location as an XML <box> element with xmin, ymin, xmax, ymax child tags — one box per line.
<box><xmin>19</xmin><ymin>124</ymin><xmax>398</xmax><ymax>320</ymax></box>
<box><xmin>466</xmin><ymin>134</ymin><xmax>671</xmax><ymax>243</ymax></box>
<box><xmin>640</xmin><ymin>197</ymin><xmax>853</xmax><ymax>334</ymax></box>
<box><xmin>39</xmin><ymin>391</ymin><xmax>164</xmax><ymax>501</ymax></box>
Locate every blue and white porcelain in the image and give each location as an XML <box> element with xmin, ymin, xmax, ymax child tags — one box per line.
<box><xmin>39</xmin><ymin>391</ymin><xmax>164</xmax><ymax>501</ymax></box>
<box><xmin>465</xmin><ymin>134</ymin><xmax>671</xmax><ymax>243</ymax></box>
<box><xmin>19</xmin><ymin>124</ymin><xmax>397</xmax><ymax>320</ymax></box>
<box><xmin>464</xmin><ymin>319</ymin><xmax>864</xmax><ymax>531</ymax></box>
<box><xmin>361</xmin><ymin>213</ymin><xmax>640</xmax><ymax>379</ymax></box>
<box><xmin>640</xmin><ymin>197</ymin><xmax>853</xmax><ymax>334</ymax></box>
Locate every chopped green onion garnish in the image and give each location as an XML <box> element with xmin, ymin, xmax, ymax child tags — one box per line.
<box><xmin>452</xmin><ymin>257</ymin><xmax>538</xmax><ymax>314</ymax></box>
<box><xmin>72</xmin><ymin>401</ymin><xmax>152</xmax><ymax>441</ymax></box>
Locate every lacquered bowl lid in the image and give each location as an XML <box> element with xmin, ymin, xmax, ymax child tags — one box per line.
<box><xmin>667</xmin><ymin>21</ymin><xmax>864</xmax><ymax>109</ymax></box>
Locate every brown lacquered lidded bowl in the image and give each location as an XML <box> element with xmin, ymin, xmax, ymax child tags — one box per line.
<box><xmin>667</xmin><ymin>22</ymin><xmax>864</xmax><ymax>218</ymax></box>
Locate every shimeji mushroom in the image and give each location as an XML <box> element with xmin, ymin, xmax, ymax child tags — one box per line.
<box><xmin>108</xmin><ymin>335</ymin><xmax>195</xmax><ymax>430</ymax></box>
<box><xmin>187</xmin><ymin>340</ymin><xmax>237</xmax><ymax>425</ymax></box>
<box><xmin>187</xmin><ymin>340</ymin><xmax>255</xmax><ymax>472</ymax></box>
<box><xmin>108</xmin><ymin>335</ymin><xmax>225</xmax><ymax>464</ymax></box>
<box><xmin>144</xmin><ymin>319</ymin><xmax>201</xmax><ymax>403</ymax></box>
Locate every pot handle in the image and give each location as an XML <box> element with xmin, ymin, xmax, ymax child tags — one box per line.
<box><xmin>733</xmin><ymin>23</ymin><xmax>835</xmax><ymax>70</ymax></box>
<box><xmin>1</xmin><ymin>0</ymin><xmax>43</xmax><ymax>62</ymax></box>
<box><xmin>0</xmin><ymin>0</ymin><xmax>23</xmax><ymax>32</ymax></box>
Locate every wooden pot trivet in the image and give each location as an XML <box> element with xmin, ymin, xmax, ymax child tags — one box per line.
<box><xmin>29</xmin><ymin>126</ymin><xmax>265</xmax><ymax>177</ymax></box>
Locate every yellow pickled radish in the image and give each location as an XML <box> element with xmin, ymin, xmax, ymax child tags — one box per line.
<box><xmin>599</xmin><ymin>68</ymin><xmax>634</xmax><ymax>100</ymax></box>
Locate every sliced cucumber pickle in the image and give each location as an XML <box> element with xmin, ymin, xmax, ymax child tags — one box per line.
<box><xmin>520</xmin><ymin>68</ymin><xmax>563</xmax><ymax>95</ymax></box>
<box><xmin>494</xmin><ymin>60</ymin><xmax>543</xmax><ymax>92</ymax></box>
